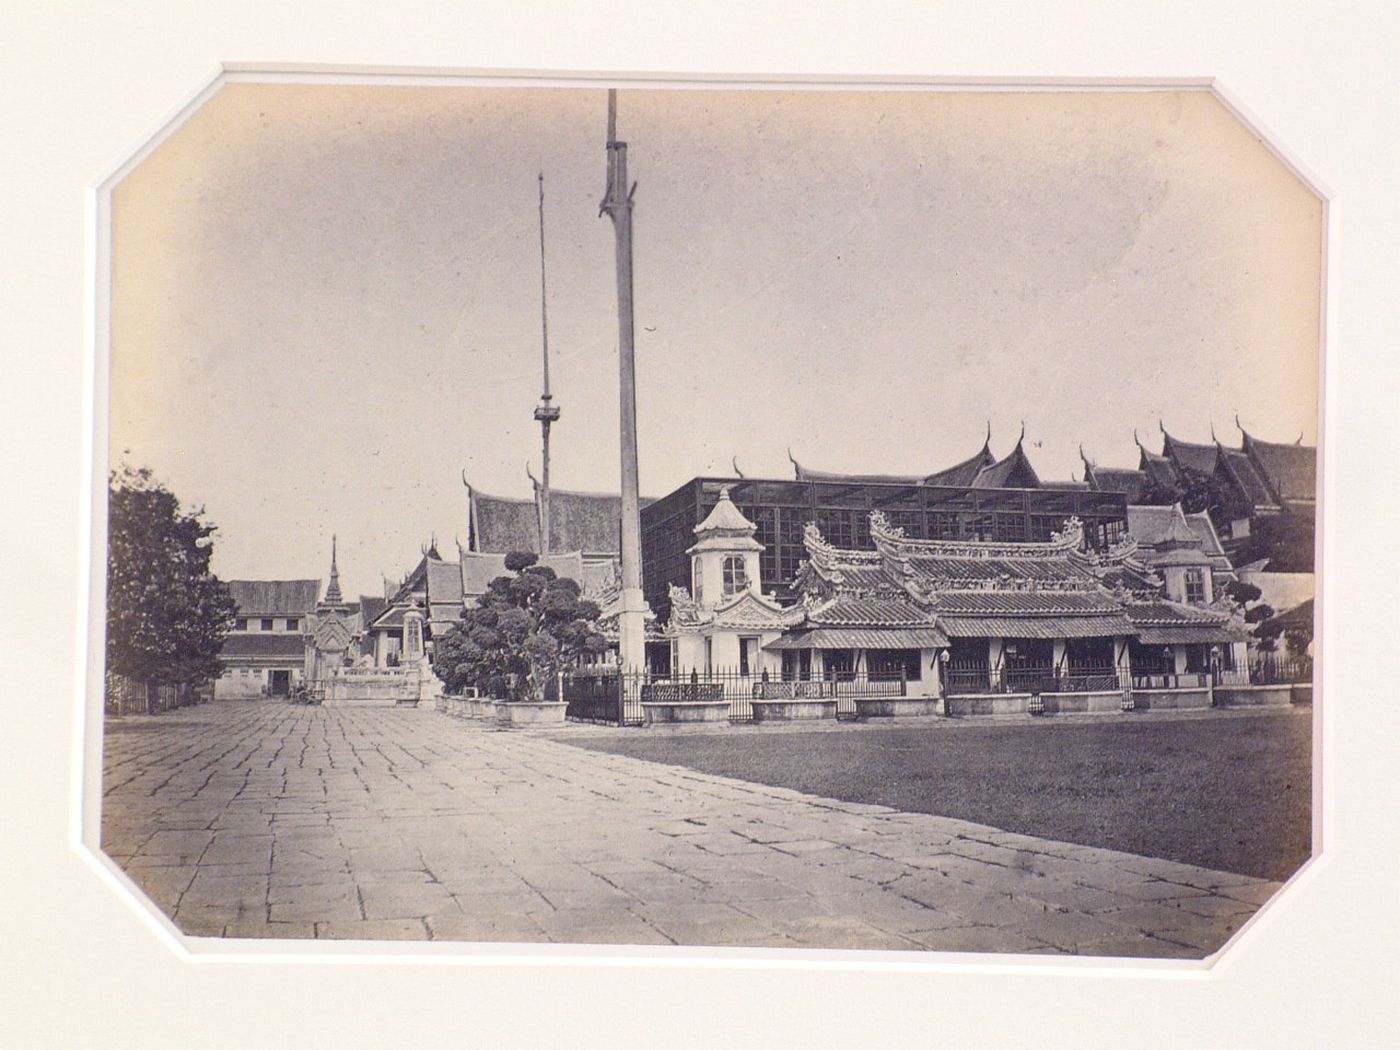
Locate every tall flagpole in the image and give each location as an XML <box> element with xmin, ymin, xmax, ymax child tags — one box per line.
<box><xmin>533</xmin><ymin>172</ymin><xmax>560</xmax><ymax>556</ymax></box>
<box><xmin>600</xmin><ymin>89</ymin><xmax>648</xmax><ymax>672</ymax></box>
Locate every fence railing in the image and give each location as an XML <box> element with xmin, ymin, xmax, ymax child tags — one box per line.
<box><xmin>946</xmin><ymin>664</ymin><xmax>1130</xmax><ymax>696</ymax></box>
<box><xmin>561</xmin><ymin>667</ymin><xmax>910</xmax><ymax>725</ymax></box>
<box><xmin>1131</xmin><ymin>671</ymin><xmax>1211</xmax><ymax>690</ymax></box>
<box><xmin>1248</xmin><ymin>655</ymin><xmax>1314</xmax><ymax>685</ymax></box>
<box><xmin>104</xmin><ymin>673</ymin><xmax>210</xmax><ymax>716</ymax></box>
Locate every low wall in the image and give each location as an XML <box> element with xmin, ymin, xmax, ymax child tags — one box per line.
<box><xmin>1041</xmin><ymin>691</ymin><xmax>1125</xmax><ymax>715</ymax></box>
<box><xmin>853</xmin><ymin>696</ymin><xmax>942</xmax><ymax>719</ymax></box>
<box><xmin>324</xmin><ymin>668</ymin><xmax>420</xmax><ymax>706</ymax></box>
<box><xmin>1215</xmin><ymin>684</ymin><xmax>1294</xmax><ymax>707</ymax></box>
<box><xmin>749</xmin><ymin>698</ymin><xmax>837</xmax><ymax>722</ymax></box>
<box><xmin>1133</xmin><ymin>687</ymin><xmax>1213</xmax><ymax>711</ymax></box>
<box><xmin>944</xmin><ymin>693</ymin><xmax>1033</xmax><ymax>717</ymax></box>
<box><xmin>641</xmin><ymin>700</ymin><xmax>730</xmax><ymax>725</ymax></box>
<box><xmin>1292</xmin><ymin>683</ymin><xmax>1314</xmax><ymax>704</ymax></box>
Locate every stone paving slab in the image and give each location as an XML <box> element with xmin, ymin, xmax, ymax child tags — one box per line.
<box><xmin>99</xmin><ymin>703</ymin><xmax>1283</xmax><ymax>958</ymax></box>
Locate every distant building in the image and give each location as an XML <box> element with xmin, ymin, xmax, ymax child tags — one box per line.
<box><xmin>363</xmin><ymin>543</ymin><xmax>463</xmax><ymax>669</ymax></box>
<box><xmin>1082</xmin><ymin>422</ymin><xmax>1316</xmax><ymax>568</ymax></box>
<box><xmin>216</xmin><ymin>579</ymin><xmax>319</xmax><ymax>699</ymax></box>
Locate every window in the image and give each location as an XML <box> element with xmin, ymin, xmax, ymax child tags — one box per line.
<box><xmin>260</xmin><ymin>618</ymin><xmax>274</xmax><ymax>631</ymax></box>
<box><xmin>739</xmin><ymin>636</ymin><xmax>758</xmax><ymax>676</ymax></box>
<box><xmin>285</xmin><ymin>618</ymin><xmax>300</xmax><ymax>631</ymax></box>
<box><xmin>704</xmin><ymin>638</ymin><xmax>713</xmax><ymax>674</ymax></box>
<box><xmin>722</xmin><ymin>555</ymin><xmax>747</xmax><ymax>596</ymax></box>
<box><xmin>692</xmin><ymin>558</ymin><xmax>704</xmax><ymax>605</ymax></box>
<box><xmin>234</xmin><ymin>618</ymin><xmax>247</xmax><ymax>631</ymax></box>
<box><xmin>1184</xmin><ymin>569</ymin><xmax>1207</xmax><ymax>604</ymax></box>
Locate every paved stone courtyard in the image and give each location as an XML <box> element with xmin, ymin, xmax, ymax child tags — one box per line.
<box><xmin>99</xmin><ymin>703</ymin><xmax>1282</xmax><ymax>956</ymax></box>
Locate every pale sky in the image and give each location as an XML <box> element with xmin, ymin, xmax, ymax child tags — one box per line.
<box><xmin>110</xmin><ymin>84</ymin><xmax>1323</xmax><ymax>594</ymax></box>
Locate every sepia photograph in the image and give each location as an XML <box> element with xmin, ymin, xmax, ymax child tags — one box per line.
<box><xmin>93</xmin><ymin>78</ymin><xmax>1321</xmax><ymax>960</ymax></box>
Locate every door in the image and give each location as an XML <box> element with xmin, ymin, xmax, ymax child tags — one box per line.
<box><xmin>268</xmin><ymin>670</ymin><xmax>291</xmax><ymax>697</ymax></box>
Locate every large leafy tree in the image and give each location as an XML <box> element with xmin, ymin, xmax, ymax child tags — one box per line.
<box><xmin>434</xmin><ymin>551</ymin><xmax>610</xmax><ymax>700</ymax></box>
<box><xmin>106</xmin><ymin>466</ymin><xmax>237</xmax><ymax>684</ymax></box>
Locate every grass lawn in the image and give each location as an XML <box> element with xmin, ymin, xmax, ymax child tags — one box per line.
<box><xmin>564</xmin><ymin>710</ymin><xmax>1312</xmax><ymax>882</ymax></box>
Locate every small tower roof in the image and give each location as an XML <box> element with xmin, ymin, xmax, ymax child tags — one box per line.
<box><xmin>688</xmin><ymin>486</ymin><xmax>763</xmax><ymax>554</ymax></box>
<box><xmin>694</xmin><ymin>486</ymin><xmax>756</xmax><ymax>535</ymax></box>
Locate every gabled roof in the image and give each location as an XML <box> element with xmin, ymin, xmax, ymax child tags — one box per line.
<box><xmin>1088</xmin><ymin>466</ymin><xmax>1150</xmax><ymax>502</ymax></box>
<box><xmin>969</xmin><ymin>437</ymin><xmax>1041</xmax><ymax>489</ymax></box>
<box><xmin>459</xmin><ymin>550</ymin><xmax>606</xmax><ymax>599</ymax></box>
<box><xmin>227</xmin><ymin>580</ymin><xmax>320</xmax><ymax>617</ymax></box>
<box><xmin>1241</xmin><ymin>430</ymin><xmax>1317</xmax><ymax>506</ymax></box>
<box><xmin>467</xmin><ymin>483</ymin><xmax>655</xmax><ymax>556</ymax></box>
<box><xmin>425</xmin><ymin>558</ymin><xmax>463</xmax><ymax>604</ymax></box>
<box><xmin>220</xmin><ymin>633</ymin><xmax>306</xmax><ymax>659</ymax></box>
<box><xmin>1161</xmin><ymin>428</ymin><xmax>1219</xmax><ymax>476</ymax></box>
<box><xmin>788</xmin><ymin>431</ymin><xmax>1000</xmax><ymax>489</ymax></box>
<box><xmin>358</xmin><ymin>595</ymin><xmax>387</xmax><ymax>629</ymax></box>
<box><xmin>1217</xmin><ymin>446</ymin><xmax>1279</xmax><ymax>510</ymax></box>
<box><xmin>1138</xmin><ymin>447</ymin><xmax>1182</xmax><ymax>493</ymax></box>
<box><xmin>923</xmin><ymin>441</ymin><xmax>998</xmax><ymax>487</ymax></box>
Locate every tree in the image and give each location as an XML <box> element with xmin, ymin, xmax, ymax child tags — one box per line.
<box><xmin>106</xmin><ymin>466</ymin><xmax>237</xmax><ymax>684</ymax></box>
<box><xmin>433</xmin><ymin>551</ymin><xmax>610</xmax><ymax>700</ymax></box>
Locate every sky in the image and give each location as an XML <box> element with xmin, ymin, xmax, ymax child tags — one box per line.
<box><xmin>109</xmin><ymin>83</ymin><xmax>1323</xmax><ymax>595</ymax></box>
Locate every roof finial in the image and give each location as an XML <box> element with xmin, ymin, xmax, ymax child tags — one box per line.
<box><xmin>1235</xmin><ymin>413</ymin><xmax>1245</xmax><ymax>436</ymax></box>
<box><xmin>984</xmin><ymin>420</ymin><xmax>992</xmax><ymax>448</ymax></box>
<box><xmin>787</xmin><ymin>447</ymin><xmax>800</xmax><ymax>479</ymax></box>
<box><xmin>461</xmin><ymin>469</ymin><xmax>471</xmax><ymax>492</ymax></box>
<box><xmin>1295</xmin><ymin>431</ymin><xmax>1304</xmax><ymax>445</ymax></box>
<box><xmin>1017</xmin><ymin>420</ymin><xmax>1026</xmax><ymax>446</ymax></box>
<box><xmin>1210</xmin><ymin>422</ymin><xmax>1219</xmax><ymax>444</ymax></box>
<box><xmin>1079</xmin><ymin>442</ymin><xmax>1092</xmax><ymax>467</ymax></box>
<box><xmin>526</xmin><ymin>461</ymin><xmax>539</xmax><ymax>487</ymax></box>
<box><xmin>325</xmin><ymin>534</ymin><xmax>343</xmax><ymax>604</ymax></box>
<box><xmin>732</xmin><ymin>455</ymin><xmax>745</xmax><ymax>479</ymax></box>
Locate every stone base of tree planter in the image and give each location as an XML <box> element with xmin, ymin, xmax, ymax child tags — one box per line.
<box><xmin>852</xmin><ymin>696</ymin><xmax>941</xmax><ymax>719</ymax></box>
<box><xmin>1214</xmin><ymin>684</ymin><xmax>1293</xmax><ymax>707</ymax></box>
<box><xmin>495</xmin><ymin>701</ymin><xmax>568</xmax><ymax>727</ymax></box>
<box><xmin>1040</xmin><ymin>691</ymin><xmax>1125</xmax><ymax>714</ymax></box>
<box><xmin>466</xmin><ymin>698</ymin><xmax>499</xmax><ymax>719</ymax></box>
<box><xmin>1291</xmin><ymin>683</ymin><xmax>1313</xmax><ymax>704</ymax></box>
<box><xmin>944</xmin><ymin>693</ymin><xmax>1034</xmax><ymax>717</ymax></box>
<box><xmin>641</xmin><ymin>700</ymin><xmax>730</xmax><ymax>725</ymax></box>
<box><xmin>1133</xmin><ymin>687</ymin><xmax>1213</xmax><ymax>711</ymax></box>
<box><xmin>748</xmin><ymin>697</ymin><xmax>837</xmax><ymax>722</ymax></box>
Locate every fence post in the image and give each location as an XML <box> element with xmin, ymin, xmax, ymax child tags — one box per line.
<box><xmin>899</xmin><ymin>666</ymin><xmax>907</xmax><ymax>697</ymax></box>
<box><xmin>617</xmin><ymin>670</ymin><xmax>625</xmax><ymax>725</ymax></box>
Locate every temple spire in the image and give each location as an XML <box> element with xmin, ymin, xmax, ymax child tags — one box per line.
<box><xmin>325</xmin><ymin>535</ymin><xmax>343</xmax><ymax>604</ymax></box>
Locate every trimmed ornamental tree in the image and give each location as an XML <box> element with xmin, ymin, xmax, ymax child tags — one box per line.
<box><xmin>106</xmin><ymin>466</ymin><xmax>238</xmax><ymax>685</ymax></box>
<box><xmin>433</xmin><ymin>551</ymin><xmax>610</xmax><ymax>701</ymax></box>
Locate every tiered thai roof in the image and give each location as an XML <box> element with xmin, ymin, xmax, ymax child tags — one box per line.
<box><xmin>774</xmin><ymin>511</ymin><xmax>1203</xmax><ymax>648</ymax></box>
<box><xmin>1241</xmin><ymin>427</ymin><xmax>1316</xmax><ymax>509</ymax></box>
<box><xmin>1084</xmin><ymin>424</ymin><xmax>1316</xmax><ymax>523</ymax></box>
<box><xmin>465</xmin><ymin>481</ymin><xmax>656</xmax><ymax>556</ymax></box>
<box><xmin>788</xmin><ymin>427</ymin><xmax>1041</xmax><ymax>490</ymax></box>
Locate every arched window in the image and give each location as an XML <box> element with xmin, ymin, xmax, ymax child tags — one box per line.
<box><xmin>723</xmin><ymin>555</ymin><xmax>748</xmax><ymax>596</ymax></box>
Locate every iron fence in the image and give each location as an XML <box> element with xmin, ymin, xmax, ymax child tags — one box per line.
<box><xmin>104</xmin><ymin>673</ymin><xmax>208</xmax><ymax>716</ymax></box>
<box><xmin>1249</xmin><ymin>654</ymin><xmax>1314</xmax><ymax>685</ymax></box>
<box><xmin>946</xmin><ymin>664</ymin><xmax>1130</xmax><ymax>696</ymax></box>
<box><xmin>1131</xmin><ymin>671</ymin><xmax>1211</xmax><ymax>690</ymax></box>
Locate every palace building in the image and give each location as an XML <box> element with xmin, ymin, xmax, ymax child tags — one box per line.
<box><xmin>642</xmin><ymin>432</ymin><xmax>1131</xmax><ymax>620</ymax></box>
<box><xmin>657</xmin><ymin>487</ymin><xmax>1244</xmax><ymax>714</ymax></box>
